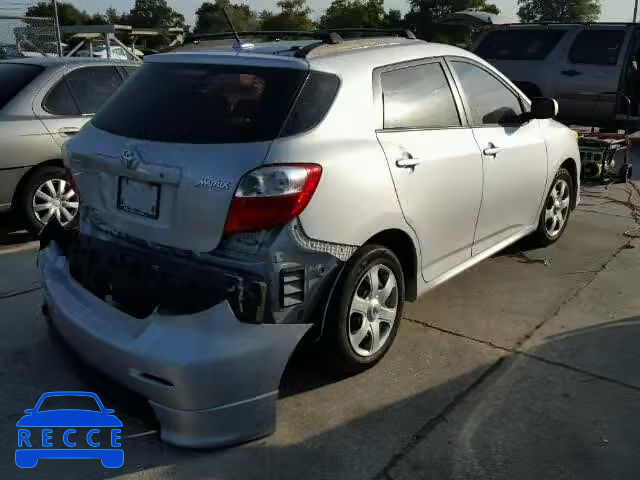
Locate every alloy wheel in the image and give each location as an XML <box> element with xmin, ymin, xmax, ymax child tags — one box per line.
<box><xmin>544</xmin><ymin>178</ymin><xmax>570</xmax><ymax>238</ymax></box>
<box><xmin>348</xmin><ymin>264</ymin><xmax>398</xmax><ymax>357</ymax></box>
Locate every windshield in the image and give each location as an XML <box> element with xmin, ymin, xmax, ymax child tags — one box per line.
<box><xmin>92</xmin><ymin>62</ymin><xmax>307</xmax><ymax>144</ymax></box>
<box><xmin>0</xmin><ymin>63</ymin><xmax>44</xmax><ymax>109</ymax></box>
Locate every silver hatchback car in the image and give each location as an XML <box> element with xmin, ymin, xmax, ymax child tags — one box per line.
<box><xmin>0</xmin><ymin>57</ymin><xmax>138</xmax><ymax>232</ymax></box>
<box><xmin>39</xmin><ymin>33</ymin><xmax>580</xmax><ymax>448</ymax></box>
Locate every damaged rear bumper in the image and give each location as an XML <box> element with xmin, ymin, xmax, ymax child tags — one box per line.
<box><xmin>39</xmin><ymin>243</ymin><xmax>311</xmax><ymax>448</ymax></box>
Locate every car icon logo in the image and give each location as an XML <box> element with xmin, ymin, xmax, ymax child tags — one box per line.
<box><xmin>121</xmin><ymin>149</ymin><xmax>139</xmax><ymax>170</ymax></box>
<box><xmin>15</xmin><ymin>391</ymin><xmax>124</xmax><ymax>469</ymax></box>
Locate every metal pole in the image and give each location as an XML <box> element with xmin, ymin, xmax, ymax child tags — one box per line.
<box><xmin>52</xmin><ymin>0</ymin><xmax>63</xmax><ymax>56</ymax></box>
<box><xmin>105</xmin><ymin>32</ymin><xmax>111</xmax><ymax>58</ymax></box>
<box><xmin>635</xmin><ymin>0</ymin><xmax>639</xmax><ymax>23</ymax></box>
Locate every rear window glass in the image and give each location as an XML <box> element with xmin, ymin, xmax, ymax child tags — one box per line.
<box><xmin>92</xmin><ymin>62</ymin><xmax>306</xmax><ymax>143</ymax></box>
<box><xmin>280</xmin><ymin>70</ymin><xmax>340</xmax><ymax>137</ymax></box>
<box><xmin>65</xmin><ymin>66</ymin><xmax>123</xmax><ymax>114</ymax></box>
<box><xmin>43</xmin><ymin>78</ymin><xmax>79</xmax><ymax>115</ymax></box>
<box><xmin>0</xmin><ymin>63</ymin><xmax>44</xmax><ymax>109</ymax></box>
<box><xmin>476</xmin><ymin>30</ymin><xmax>567</xmax><ymax>61</ymax></box>
<box><xmin>569</xmin><ymin>30</ymin><xmax>626</xmax><ymax>65</ymax></box>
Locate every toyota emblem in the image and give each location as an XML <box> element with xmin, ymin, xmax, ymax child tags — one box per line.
<box><xmin>120</xmin><ymin>150</ymin><xmax>139</xmax><ymax>170</ymax></box>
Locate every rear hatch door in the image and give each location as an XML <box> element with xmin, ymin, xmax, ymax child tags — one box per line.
<box><xmin>67</xmin><ymin>56</ymin><xmax>308</xmax><ymax>252</ymax></box>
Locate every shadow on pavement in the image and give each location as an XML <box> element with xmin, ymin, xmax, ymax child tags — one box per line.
<box><xmin>0</xmin><ymin>211</ymin><xmax>34</xmax><ymax>247</ymax></box>
<box><xmin>16</xmin><ymin>316</ymin><xmax>638</xmax><ymax>480</ymax></box>
<box><xmin>389</xmin><ymin>316</ymin><xmax>640</xmax><ymax>480</ymax></box>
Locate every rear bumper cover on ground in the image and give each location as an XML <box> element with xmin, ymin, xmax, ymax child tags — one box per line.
<box><xmin>39</xmin><ymin>244</ymin><xmax>311</xmax><ymax>448</ymax></box>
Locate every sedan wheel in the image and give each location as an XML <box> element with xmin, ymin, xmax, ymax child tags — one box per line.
<box><xmin>19</xmin><ymin>165</ymin><xmax>80</xmax><ymax>234</ymax></box>
<box><xmin>32</xmin><ymin>178</ymin><xmax>79</xmax><ymax>227</ymax></box>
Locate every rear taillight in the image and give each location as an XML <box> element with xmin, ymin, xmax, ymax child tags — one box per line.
<box><xmin>224</xmin><ymin>164</ymin><xmax>322</xmax><ymax>234</ymax></box>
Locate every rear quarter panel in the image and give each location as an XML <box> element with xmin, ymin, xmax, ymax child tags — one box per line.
<box><xmin>265</xmin><ymin>59</ymin><xmax>416</xmax><ymax>250</ymax></box>
<box><xmin>0</xmin><ymin>118</ymin><xmax>59</xmax><ymax>169</ymax></box>
<box><xmin>0</xmin><ymin>117</ymin><xmax>60</xmax><ymax>206</ymax></box>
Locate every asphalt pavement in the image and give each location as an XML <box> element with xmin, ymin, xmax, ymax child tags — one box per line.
<box><xmin>0</xmin><ymin>177</ymin><xmax>639</xmax><ymax>479</ymax></box>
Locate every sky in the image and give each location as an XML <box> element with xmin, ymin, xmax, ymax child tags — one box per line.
<box><xmin>0</xmin><ymin>0</ymin><xmax>638</xmax><ymax>24</ymax></box>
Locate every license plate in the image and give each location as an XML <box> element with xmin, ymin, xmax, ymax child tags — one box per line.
<box><xmin>117</xmin><ymin>177</ymin><xmax>160</xmax><ymax>219</ymax></box>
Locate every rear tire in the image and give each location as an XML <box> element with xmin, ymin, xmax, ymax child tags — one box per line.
<box><xmin>532</xmin><ymin>168</ymin><xmax>573</xmax><ymax>247</ymax></box>
<box><xmin>321</xmin><ymin>245</ymin><xmax>405</xmax><ymax>375</ymax></box>
<box><xmin>18</xmin><ymin>165</ymin><xmax>79</xmax><ymax>234</ymax></box>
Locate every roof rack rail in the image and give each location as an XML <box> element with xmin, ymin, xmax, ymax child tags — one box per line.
<box><xmin>321</xmin><ymin>28</ymin><xmax>417</xmax><ymax>39</ymax></box>
<box><xmin>185</xmin><ymin>28</ymin><xmax>416</xmax><ymax>46</ymax></box>
<box><xmin>185</xmin><ymin>30</ymin><xmax>343</xmax><ymax>45</ymax></box>
<box><xmin>183</xmin><ymin>28</ymin><xmax>417</xmax><ymax>59</ymax></box>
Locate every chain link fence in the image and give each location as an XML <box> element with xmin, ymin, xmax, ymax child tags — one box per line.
<box><xmin>0</xmin><ymin>15</ymin><xmax>59</xmax><ymax>59</ymax></box>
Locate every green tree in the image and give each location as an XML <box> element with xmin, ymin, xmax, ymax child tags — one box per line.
<box><xmin>194</xmin><ymin>1</ymin><xmax>259</xmax><ymax>34</ymax></box>
<box><xmin>104</xmin><ymin>7</ymin><xmax>123</xmax><ymax>24</ymax></box>
<box><xmin>319</xmin><ymin>0</ymin><xmax>386</xmax><ymax>28</ymax></box>
<box><xmin>517</xmin><ymin>0</ymin><xmax>601</xmax><ymax>22</ymax></box>
<box><xmin>383</xmin><ymin>9</ymin><xmax>406</xmax><ymax>28</ymax></box>
<box><xmin>261</xmin><ymin>0</ymin><xmax>314</xmax><ymax>31</ymax></box>
<box><xmin>87</xmin><ymin>7</ymin><xmax>125</xmax><ymax>25</ymax></box>
<box><xmin>128</xmin><ymin>0</ymin><xmax>186</xmax><ymax>28</ymax></box>
<box><xmin>405</xmin><ymin>0</ymin><xmax>500</xmax><ymax>42</ymax></box>
<box><xmin>25</xmin><ymin>1</ymin><xmax>90</xmax><ymax>25</ymax></box>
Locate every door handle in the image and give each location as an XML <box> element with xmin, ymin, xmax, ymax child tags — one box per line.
<box><xmin>58</xmin><ymin>127</ymin><xmax>80</xmax><ymax>135</ymax></box>
<box><xmin>396</xmin><ymin>153</ymin><xmax>421</xmax><ymax>168</ymax></box>
<box><xmin>483</xmin><ymin>143</ymin><xmax>501</xmax><ymax>156</ymax></box>
<box><xmin>396</xmin><ymin>158</ymin><xmax>421</xmax><ymax>168</ymax></box>
<box><xmin>561</xmin><ymin>69</ymin><xmax>582</xmax><ymax>77</ymax></box>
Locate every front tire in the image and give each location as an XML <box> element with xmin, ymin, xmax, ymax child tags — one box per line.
<box><xmin>322</xmin><ymin>245</ymin><xmax>405</xmax><ymax>374</ymax></box>
<box><xmin>18</xmin><ymin>165</ymin><xmax>79</xmax><ymax>234</ymax></box>
<box><xmin>532</xmin><ymin>168</ymin><xmax>573</xmax><ymax>246</ymax></box>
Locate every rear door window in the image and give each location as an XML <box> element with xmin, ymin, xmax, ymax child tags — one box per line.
<box><xmin>381</xmin><ymin>63</ymin><xmax>461</xmax><ymax>129</ymax></box>
<box><xmin>65</xmin><ymin>66</ymin><xmax>124</xmax><ymax>114</ymax></box>
<box><xmin>92</xmin><ymin>62</ymin><xmax>307</xmax><ymax>143</ymax></box>
<box><xmin>476</xmin><ymin>29</ymin><xmax>567</xmax><ymax>61</ymax></box>
<box><xmin>0</xmin><ymin>63</ymin><xmax>44</xmax><ymax>109</ymax></box>
<box><xmin>43</xmin><ymin>78</ymin><xmax>80</xmax><ymax>115</ymax></box>
<box><xmin>569</xmin><ymin>30</ymin><xmax>626</xmax><ymax>65</ymax></box>
<box><xmin>451</xmin><ymin>61</ymin><xmax>523</xmax><ymax>126</ymax></box>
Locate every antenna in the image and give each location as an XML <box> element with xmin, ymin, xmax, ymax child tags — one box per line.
<box><xmin>222</xmin><ymin>7</ymin><xmax>242</xmax><ymax>46</ymax></box>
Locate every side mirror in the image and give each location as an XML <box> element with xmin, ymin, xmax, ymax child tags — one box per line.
<box><xmin>531</xmin><ymin>98</ymin><xmax>559</xmax><ymax>120</ymax></box>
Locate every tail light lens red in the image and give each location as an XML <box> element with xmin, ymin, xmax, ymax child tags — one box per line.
<box><xmin>224</xmin><ymin>164</ymin><xmax>322</xmax><ymax>234</ymax></box>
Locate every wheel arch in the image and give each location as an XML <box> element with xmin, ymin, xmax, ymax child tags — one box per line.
<box><xmin>364</xmin><ymin>228</ymin><xmax>418</xmax><ymax>301</ymax></box>
<box><xmin>560</xmin><ymin>158</ymin><xmax>579</xmax><ymax>209</ymax></box>
<box><xmin>11</xmin><ymin>159</ymin><xmax>64</xmax><ymax>208</ymax></box>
